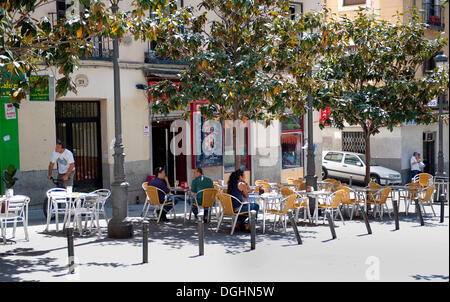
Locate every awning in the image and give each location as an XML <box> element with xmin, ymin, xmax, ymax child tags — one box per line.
<box><xmin>281</xmin><ymin>135</ymin><xmax>299</xmax><ymax>144</ymax></box>
<box><xmin>143</xmin><ymin>66</ymin><xmax>185</xmax><ymax>81</ymax></box>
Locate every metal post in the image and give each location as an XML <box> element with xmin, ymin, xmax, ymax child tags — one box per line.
<box><xmin>250</xmin><ymin>210</ymin><xmax>256</xmax><ymax>250</ymax></box>
<box><xmin>361</xmin><ymin>208</ymin><xmax>372</xmax><ymax>234</ymax></box>
<box><xmin>436</xmin><ymin>94</ymin><xmax>445</xmax><ymax>177</ymax></box>
<box><xmin>107</xmin><ymin>1</ymin><xmax>133</xmax><ymax>239</ymax></box>
<box><xmin>415</xmin><ymin>199</ymin><xmax>424</xmax><ymax>226</ymax></box>
<box><xmin>198</xmin><ymin>215</ymin><xmax>204</xmax><ymax>256</ymax></box>
<box><xmin>392</xmin><ymin>200</ymin><xmax>400</xmax><ymax>230</ymax></box>
<box><xmin>326</xmin><ymin>212</ymin><xmax>337</xmax><ymax>239</ymax></box>
<box><xmin>67</xmin><ymin>227</ymin><xmax>75</xmax><ymax>274</ymax></box>
<box><xmin>440</xmin><ymin>194</ymin><xmax>445</xmax><ymax>223</ymax></box>
<box><xmin>143</xmin><ymin>221</ymin><xmax>148</xmax><ymax>263</ymax></box>
<box><xmin>349</xmin><ymin>176</ymin><xmax>353</xmax><ymax>188</ymax></box>
<box><xmin>287</xmin><ymin>210</ymin><xmax>302</xmax><ymax>245</ymax></box>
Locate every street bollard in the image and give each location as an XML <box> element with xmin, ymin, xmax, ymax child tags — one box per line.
<box><xmin>67</xmin><ymin>227</ymin><xmax>75</xmax><ymax>274</ymax></box>
<box><xmin>392</xmin><ymin>200</ymin><xmax>400</xmax><ymax>231</ymax></box>
<box><xmin>415</xmin><ymin>199</ymin><xmax>424</xmax><ymax>226</ymax></box>
<box><xmin>360</xmin><ymin>208</ymin><xmax>372</xmax><ymax>235</ymax></box>
<box><xmin>349</xmin><ymin>176</ymin><xmax>353</xmax><ymax>188</ymax></box>
<box><xmin>440</xmin><ymin>194</ymin><xmax>445</xmax><ymax>223</ymax></box>
<box><xmin>142</xmin><ymin>220</ymin><xmax>149</xmax><ymax>263</ymax></box>
<box><xmin>326</xmin><ymin>212</ymin><xmax>337</xmax><ymax>239</ymax></box>
<box><xmin>198</xmin><ymin>215</ymin><xmax>204</xmax><ymax>256</ymax></box>
<box><xmin>250</xmin><ymin>210</ymin><xmax>256</xmax><ymax>250</ymax></box>
<box><xmin>287</xmin><ymin>210</ymin><xmax>302</xmax><ymax>245</ymax></box>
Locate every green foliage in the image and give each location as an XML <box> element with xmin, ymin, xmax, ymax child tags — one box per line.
<box><xmin>313</xmin><ymin>8</ymin><xmax>449</xmax><ymax>183</ymax></box>
<box><xmin>0</xmin><ymin>0</ymin><xmax>176</xmax><ymax>102</ymax></box>
<box><xmin>3</xmin><ymin>164</ymin><xmax>18</xmax><ymax>189</ymax></box>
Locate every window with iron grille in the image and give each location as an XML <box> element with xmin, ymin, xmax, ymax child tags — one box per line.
<box><xmin>343</xmin><ymin>0</ymin><xmax>366</xmax><ymax>6</ymax></box>
<box><xmin>342</xmin><ymin>132</ymin><xmax>366</xmax><ymax>154</ymax></box>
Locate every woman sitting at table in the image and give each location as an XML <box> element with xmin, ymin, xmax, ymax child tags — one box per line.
<box><xmin>227</xmin><ymin>169</ymin><xmax>260</xmax><ymax>231</ymax></box>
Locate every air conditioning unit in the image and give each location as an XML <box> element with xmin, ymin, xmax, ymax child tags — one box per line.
<box><xmin>423</xmin><ymin>132</ymin><xmax>435</xmax><ymax>142</ymax></box>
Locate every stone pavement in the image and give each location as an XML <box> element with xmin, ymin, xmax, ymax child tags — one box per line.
<box><xmin>0</xmin><ymin>200</ymin><xmax>448</xmax><ymax>282</ymax></box>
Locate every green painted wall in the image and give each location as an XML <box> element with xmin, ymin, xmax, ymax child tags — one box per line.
<box><xmin>0</xmin><ymin>98</ymin><xmax>20</xmax><ymax>194</ymax></box>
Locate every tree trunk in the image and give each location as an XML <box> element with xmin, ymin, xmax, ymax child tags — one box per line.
<box><xmin>364</xmin><ymin>130</ymin><xmax>371</xmax><ymax>186</ymax></box>
<box><xmin>233</xmin><ymin>109</ymin><xmax>240</xmax><ymax>171</ymax></box>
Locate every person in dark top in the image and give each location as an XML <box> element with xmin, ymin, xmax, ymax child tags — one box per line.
<box><xmin>227</xmin><ymin>169</ymin><xmax>259</xmax><ymax>231</ymax></box>
<box><xmin>147</xmin><ymin>167</ymin><xmax>183</xmax><ymax>221</ymax></box>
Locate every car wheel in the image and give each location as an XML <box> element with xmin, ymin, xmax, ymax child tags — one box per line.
<box><xmin>322</xmin><ymin>167</ymin><xmax>328</xmax><ymax>179</ymax></box>
<box><xmin>370</xmin><ymin>174</ymin><xmax>380</xmax><ymax>185</ymax></box>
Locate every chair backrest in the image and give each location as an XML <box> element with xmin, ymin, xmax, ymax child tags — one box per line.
<box><xmin>142</xmin><ymin>183</ymin><xmax>166</xmax><ymax>205</ymax></box>
<box><xmin>323</xmin><ymin>179</ymin><xmax>338</xmax><ymax>192</ymax></box>
<box><xmin>91</xmin><ymin>189</ymin><xmax>111</xmax><ymax>206</ymax></box>
<box><xmin>196</xmin><ymin>188</ymin><xmax>218</xmax><ymax>208</ymax></box>
<box><xmin>217</xmin><ymin>193</ymin><xmax>241</xmax><ymax>216</ymax></box>
<box><xmin>420</xmin><ymin>185</ymin><xmax>435</xmax><ymax>203</ymax></box>
<box><xmin>46</xmin><ymin>188</ymin><xmax>67</xmax><ymax>199</ymax></box>
<box><xmin>80</xmin><ymin>193</ymin><xmax>100</xmax><ymax>210</ymax></box>
<box><xmin>417</xmin><ymin>173</ymin><xmax>433</xmax><ymax>187</ymax></box>
<box><xmin>377</xmin><ymin>187</ymin><xmax>391</xmax><ymax>204</ymax></box>
<box><xmin>287</xmin><ymin>178</ymin><xmax>295</xmax><ymax>184</ymax></box>
<box><xmin>280</xmin><ymin>194</ymin><xmax>298</xmax><ymax>214</ymax></box>
<box><xmin>296</xmin><ymin>182</ymin><xmax>306</xmax><ymax>191</ymax></box>
<box><xmin>337</xmin><ymin>186</ymin><xmax>351</xmax><ymax>203</ymax></box>
<box><xmin>367</xmin><ymin>181</ymin><xmax>382</xmax><ymax>201</ymax></box>
<box><xmin>329</xmin><ymin>190</ymin><xmax>346</xmax><ymax>208</ymax></box>
<box><xmin>4</xmin><ymin>195</ymin><xmax>29</xmax><ymax>216</ymax></box>
<box><xmin>281</xmin><ymin>186</ymin><xmax>294</xmax><ymax>197</ymax></box>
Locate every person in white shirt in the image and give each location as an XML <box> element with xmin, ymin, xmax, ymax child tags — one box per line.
<box><xmin>410</xmin><ymin>152</ymin><xmax>424</xmax><ymax>180</ymax></box>
<box><xmin>47</xmin><ymin>140</ymin><xmax>76</xmax><ymax>188</ymax></box>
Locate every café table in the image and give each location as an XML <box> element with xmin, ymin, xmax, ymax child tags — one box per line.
<box><xmin>351</xmin><ymin>187</ymin><xmax>383</xmax><ymax>214</ymax></box>
<box><xmin>251</xmin><ymin>192</ymin><xmax>283</xmax><ymax>233</ymax></box>
<box><xmin>295</xmin><ymin>190</ymin><xmax>333</xmax><ymax>224</ymax></box>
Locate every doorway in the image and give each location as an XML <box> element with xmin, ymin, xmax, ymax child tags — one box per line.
<box><xmin>422</xmin><ymin>132</ymin><xmax>436</xmax><ymax>175</ymax></box>
<box><xmin>152</xmin><ymin>120</ymin><xmax>187</xmax><ymax>186</ymax></box>
<box><xmin>55</xmin><ymin>101</ymin><xmax>102</xmax><ymax>191</ymax></box>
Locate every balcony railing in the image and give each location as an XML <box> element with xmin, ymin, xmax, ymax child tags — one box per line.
<box><xmin>86</xmin><ymin>37</ymin><xmax>113</xmax><ymax>60</ymax></box>
<box><xmin>423</xmin><ymin>1</ymin><xmax>445</xmax><ymax>30</ymax></box>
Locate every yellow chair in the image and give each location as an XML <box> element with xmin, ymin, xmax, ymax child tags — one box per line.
<box><xmin>366</xmin><ymin>181</ymin><xmax>382</xmax><ymax>204</ymax></box>
<box><xmin>216</xmin><ymin>193</ymin><xmax>249</xmax><ymax>235</ymax></box>
<box><xmin>368</xmin><ymin>187</ymin><xmax>392</xmax><ymax>219</ymax></box>
<box><xmin>399</xmin><ymin>183</ymin><xmax>423</xmax><ymax>215</ymax></box>
<box><xmin>323</xmin><ymin>179</ymin><xmax>340</xmax><ymax>192</ymax></box>
<box><xmin>141</xmin><ymin>182</ymin><xmax>175</xmax><ymax>223</ymax></box>
<box><xmin>280</xmin><ymin>186</ymin><xmax>294</xmax><ymax>197</ymax></box>
<box><xmin>266</xmin><ymin>194</ymin><xmax>299</xmax><ymax>232</ymax></box>
<box><xmin>296</xmin><ymin>181</ymin><xmax>307</xmax><ymax>191</ymax></box>
<box><xmin>337</xmin><ymin>186</ymin><xmax>360</xmax><ymax>220</ymax></box>
<box><xmin>418</xmin><ymin>185</ymin><xmax>436</xmax><ymax>216</ymax></box>
<box><xmin>415</xmin><ymin>173</ymin><xmax>433</xmax><ymax>188</ymax></box>
<box><xmin>189</xmin><ymin>188</ymin><xmax>219</xmax><ymax>222</ymax></box>
<box><xmin>294</xmin><ymin>195</ymin><xmax>311</xmax><ymax>222</ymax></box>
<box><xmin>287</xmin><ymin>178</ymin><xmax>295</xmax><ymax>184</ymax></box>
<box><xmin>318</xmin><ymin>189</ymin><xmax>345</xmax><ymax>224</ymax></box>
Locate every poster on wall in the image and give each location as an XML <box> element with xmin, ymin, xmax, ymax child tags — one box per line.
<box><xmin>192</xmin><ymin>104</ymin><xmax>223</xmax><ymax>168</ymax></box>
<box><xmin>4</xmin><ymin>103</ymin><xmax>16</xmax><ymax>120</ymax></box>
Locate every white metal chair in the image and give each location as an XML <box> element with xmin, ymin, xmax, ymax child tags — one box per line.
<box><xmin>73</xmin><ymin>193</ymin><xmax>101</xmax><ymax>235</ymax></box>
<box><xmin>45</xmin><ymin>188</ymin><xmax>68</xmax><ymax>232</ymax></box>
<box><xmin>413</xmin><ymin>173</ymin><xmax>434</xmax><ymax>188</ymax></box>
<box><xmin>90</xmin><ymin>189</ymin><xmax>111</xmax><ymax>224</ymax></box>
<box><xmin>417</xmin><ymin>185</ymin><xmax>436</xmax><ymax>216</ymax></box>
<box><xmin>141</xmin><ymin>182</ymin><xmax>176</xmax><ymax>223</ymax></box>
<box><xmin>1</xmin><ymin>195</ymin><xmax>30</xmax><ymax>243</ymax></box>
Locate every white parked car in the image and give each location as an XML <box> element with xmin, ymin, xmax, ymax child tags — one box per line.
<box><xmin>321</xmin><ymin>150</ymin><xmax>402</xmax><ymax>185</ymax></box>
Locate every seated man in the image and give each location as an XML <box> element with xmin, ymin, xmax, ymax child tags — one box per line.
<box><xmin>189</xmin><ymin>168</ymin><xmax>214</xmax><ymax>222</ymax></box>
<box><xmin>148</xmin><ymin>167</ymin><xmax>183</xmax><ymax>221</ymax></box>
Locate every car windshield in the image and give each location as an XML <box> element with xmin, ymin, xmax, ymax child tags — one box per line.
<box><xmin>358</xmin><ymin>155</ymin><xmax>378</xmax><ymax>166</ymax></box>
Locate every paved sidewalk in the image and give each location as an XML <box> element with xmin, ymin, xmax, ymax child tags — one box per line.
<box><xmin>0</xmin><ymin>201</ymin><xmax>448</xmax><ymax>282</ymax></box>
